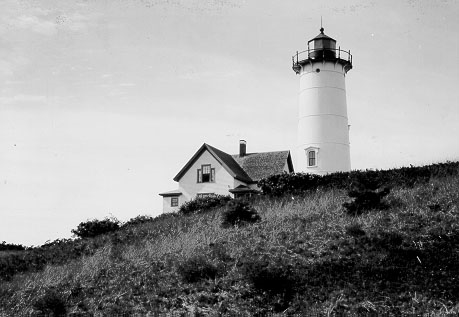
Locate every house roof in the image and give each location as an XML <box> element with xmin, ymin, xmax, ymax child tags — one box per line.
<box><xmin>232</xmin><ymin>151</ymin><xmax>294</xmax><ymax>182</ymax></box>
<box><xmin>173</xmin><ymin>143</ymin><xmax>293</xmax><ymax>184</ymax></box>
<box><xmin>158</xmin><ymin>189</ymin><xmax>182</xmax><ymax>197</ymax></box>
<box><xmin>173</xmin><ymin>143</ymin><xmax>252</xmax><ymax>183</ymax></box>
<box><xmin>229</xmin><ymin>185</ymin><xmax>260</xmax><ymax>194</ymax></box>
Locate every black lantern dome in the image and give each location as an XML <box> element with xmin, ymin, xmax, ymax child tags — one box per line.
<box><xmin>308</xmin><ymin>27</ymin><xmax>337</xmax><ymax>59</ymax></box>
<box><xmin>292</xmin><ymin>27</ymin><xmax>352</xmax><ymax>74</ymax></box>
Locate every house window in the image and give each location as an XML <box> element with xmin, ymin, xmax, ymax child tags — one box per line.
<box><xmin>202</xmin><ymin>164</ymin><xmax>211</xmax><ymax>182</ymax></box>
<box><xmin>307</xmin><ymin>150</ymin><xmax>317</xmax><ymax>167</ymax></box>
<box><xmin>197</xmin><ymin>193</ymin><xmax>214</xmax><ymax>198</ymax></box>
<box><xmin>171</xmin><ymin>197</ymin><xmax>179</xmax><ymax>207</ymax></box>
<box><xmin>197</xmin><ymin>165</ymin><xmax>215</xmax><ymax>183</ymax></box>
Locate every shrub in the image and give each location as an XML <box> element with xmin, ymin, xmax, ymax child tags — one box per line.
<box><xmin>345</xmin><ymin>223</ymin><xmax>366</xmax><ymax>238</ymax></box>
<box><xmin>372</xmin><ymin>230</ymin><xmax>404</xmax><ymax>250</ymax></box>
<box><xmin>71</xmin><ymin>217</ymin><xmax>120</xmax><ymax>239</ymax></box>
<box><xmin>121</xmin><ymin>215</ymin><xmax>155</xmax><ymax>228</ymax></box>
<box><xmin>179</xmin><ymin>195</ymin><xmax>232</xmax><ymax>215</ymax></box>
<box><xmin>177</xmin><ymin>255</ymin><xmax>220</xmax><ymax>283</ymax></box>
<box><xmin>241</xmin><ymin>252</ymin><xmax>299</xmax><ymax>312</ymax></box>
<box><xmin>242</xmin><ymin>258</ymin><xmax>295</xmax><ymax>294</ymax></box>
<box><xmin>221</xmin><ymin>199</ymin><xmax>261</xmax><ymax>228</ymax></box>
<box><xmin>257</xmin><ymin>172</ymin><xmax>323</xmax><ymax>196</ymax></box>
<box><xmin>0</xmin><ymin>238</ymin><xmax>100</xmax><ymax>281</ymax></box>
<box><xmin>209</xmin><ymin>241</ymin><xmax>232</xmax><ymax>263</ymax></box>
<box><xmin>343</xmin><ymin>187</ymin><xmax>390</xmax><ymax>215</ymax></box>
<box><xmin>0</xmin><ymin>241</ymin><xmax>26</xmax><ymax>252</ymax></box>
<box><xmin>258</xmin><ymin>161</ymin><xmax>459</xmax><ymax>197</ymax></box>
<box><xmin>32</xmin><ymin>288</ymin><xmax>67</xmax><ymax>316</ymax></box>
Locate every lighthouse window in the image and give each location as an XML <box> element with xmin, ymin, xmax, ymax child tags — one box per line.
<box><xmin>316</xmin><ymin>68</ymin><xmax>321</xmax><ymax>73</ymax></box>
<box><xmin>308</xmin><ymin>150</ymin><xmax>316</xmax><ymax>167</ymax></box>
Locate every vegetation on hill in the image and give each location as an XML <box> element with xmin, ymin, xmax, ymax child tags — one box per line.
<box><xmin>0</xmin><ymin>241</ymin><xmax>26</xmax><ymax>252</ymax></box>
<box><xmin>1</xmin><ymin>162</ymin><xmax>459</xmax><ymax>315</ymax></box>
<box><xmin>258</xmin><ymin>161</ymin><xmax>459</xmax><ymax>196</ymax></box>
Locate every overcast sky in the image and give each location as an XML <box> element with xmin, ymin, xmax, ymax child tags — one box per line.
<box><xmin>1</xmin><ymin>0</ymin><xmax>458</xmax><ymax>246</ymax></box>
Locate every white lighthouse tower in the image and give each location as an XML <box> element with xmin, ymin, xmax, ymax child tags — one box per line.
<box><xmin>292</xmin><ymin>27</ymin><xmax>353</xmax><ymax>175</ymax></box>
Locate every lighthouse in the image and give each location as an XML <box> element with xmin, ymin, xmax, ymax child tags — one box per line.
<box><xmin>292</xmin><ymin>27</ymin><xmax>353</xmax><ymax>175</ymax></box>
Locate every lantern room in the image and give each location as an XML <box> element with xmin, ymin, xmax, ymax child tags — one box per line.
<box><xmin>308</xmin><ymin>27</ymin><xmax>337</xmax><ymax>59</ymax></box>
<box><xmin>292</xmin><ymin>27</ymin><xmax>352</xmax><ymax>74</ymax></box>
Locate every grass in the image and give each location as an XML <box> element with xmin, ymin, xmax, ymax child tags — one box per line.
<box><xmin>1</xmin><ymin>172</ymin><xmax>459</xmax><ymax>315</ymax></box>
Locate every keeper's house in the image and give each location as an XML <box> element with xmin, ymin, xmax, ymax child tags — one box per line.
<box><xmin>159</xmin><ymin>140</ymin><xmax>293</xmax><ymax>213</ymax></box>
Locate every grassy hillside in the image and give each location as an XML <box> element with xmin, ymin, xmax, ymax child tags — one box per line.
<box><xmin>1</xmin><ymin>167</ymin><xmax>459</xmax><ymax>315</ymax></box>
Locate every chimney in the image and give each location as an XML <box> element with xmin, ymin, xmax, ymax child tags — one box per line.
<box><xmin>239</xmin><ymin>140</ymin><xmax>247</xmax><ymax>157</ymax></box>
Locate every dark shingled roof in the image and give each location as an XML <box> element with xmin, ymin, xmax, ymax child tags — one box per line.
<box><xmin>173</xmin><ymin>144</ymin><xmax>252</xmax><ymax>183</ymax></box>
<box><xmin>206</xmin><ymin>144</ymin><xmax>253</xmax><ymax>183</ymax></box>
<box><xmin>173</xmin><ymin>143</ymin><xmax>293</xmax><ymax>184</ymax></box>
<box><xmin>229</xmin><ymin>185</ymin><xmax>260</xmax><ymax>194</ymax></box>
<box><xmin>232</xmin><ymin>151</ymin><xmax>293</xmax><ymax>182</ymax></box>
<box><xmin>158</xmin><ymin>189</ymin><xmax>182</xmax><ymax>197</ymax></box>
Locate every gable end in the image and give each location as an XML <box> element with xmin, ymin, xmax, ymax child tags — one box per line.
<box><xmin>173</xmin><ymin>143</ymin><xmax>252</xmax><ymax>183</ymax></box>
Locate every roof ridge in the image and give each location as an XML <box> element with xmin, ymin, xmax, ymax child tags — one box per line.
<box><xmin>173</xmin><ymin>143</ymin><xmax>291</xmax><ymax>184</ymax></box>
<box><xmin>232</xmin><ymin>150</ymin><xmax>293</xmax><ymax>181</ymax></box>
<box><xmin>205</xmin><ymin>144</ymin><xmax>253</xmax><ymax>183</ymax></box>
<box><xmin>231</xmin><ymin>150</ymin><xmax>290</xmax><ymax>156</ymax></box>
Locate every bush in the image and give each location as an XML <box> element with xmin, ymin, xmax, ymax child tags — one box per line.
<box><xmin>221</xmin><ymin>199</ymin><xmax>261</xmax><ymax>228</ymax></box>
<box><xmin>71</xmin><ymin>217</ymin><xmax>120</xmax><ymax>239</ymax></box>
<box><xmin>258</xmin><ymin>161</ymin><xmax>459</xmax><ymax>197</ymax></box>
<box><xmin>0</xmin><ymin>241</ymin><xmax>26</xmax><ymax>252</ymax></box>
<box><xmin>0</xmin><ymin>238</ymin><xmax>99</xmax><ymax>281</ymax></box>
<box><xmin>345</xmin><ymin>223</ymin><xmax>366</xmax><ymax>238</ymax></box>
<box><xmin>343</xmin><ymin>187</ymin><xmax>390</xmax><ymax>215</ymax></box>
<box><xmin>242</xmin><ymin>257</ymin><xmax>295</xmax><ymax>294</ymax></box>
<box><xmin>372</xmin><ymin>230</ymin><xmax>404</xmax><ymax>250</ymax></box>
<box><xmin>121</xmin><ymin>215</ymin><xmax>155</xmax><ymax>228</ymax></box>
<box><xmin>241</xmin><ymin>252</ymin><xmax>299</xmax><ymax>312</ymax></box>
<box><xmin>177</xmin><ymin>255</ymin><xmax>220</xmax><ymax>283</ymax></box>
<box><xmin>257</xmin><ymin>172</ymin><xmax>324</xmax><ymax>197</ymax></box>
<box><xmin>32</xmin><ymin>288</ymin><xmax>67</xmax><ymax>316</ymax></box>
<box><xmin>179</xmin><ymin>195</ymin><xmax>232</xmax><ymax>215</ymax></box>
